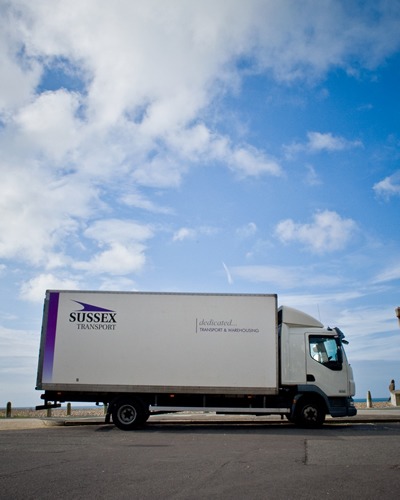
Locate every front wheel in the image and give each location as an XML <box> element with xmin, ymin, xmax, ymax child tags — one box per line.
<box><xmin>112</xmin><ymin>397</ymin><xmax>149</xmax><ymax>430</ymax></box>
<box><xmin>294</xmin><ymin>399</ymin><xmax>325</xmax><ymax>428</ymax></box>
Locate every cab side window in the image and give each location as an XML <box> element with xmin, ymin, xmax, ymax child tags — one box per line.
<box><xmin>309</xmin><ymin>335</ymin><xmax>342</xmax><ymax>371</ymax></box>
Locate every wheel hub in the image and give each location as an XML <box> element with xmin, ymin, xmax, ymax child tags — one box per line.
<box><xmin>118</xmin><ymin>405</ymin><xmax>137</xmax><ymax>424</ymax></box>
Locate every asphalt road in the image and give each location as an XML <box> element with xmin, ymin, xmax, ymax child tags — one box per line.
<box><xmin>1</xmin><ymin>421</ymin><xmax>400</xmax><ymax>499</ymax></box>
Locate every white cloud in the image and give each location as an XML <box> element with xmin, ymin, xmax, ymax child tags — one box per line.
<box><xmin>0</xmin><ymin>325</ymin><xmax>40</xmax><ymax>407</ymax></box>
<box><xmin>305</xmin><ymin>164</ymin><xmax>322</xmax><ymax>186</ymax></box>
<box><xmin>74</xmin><ymin>242</ymin><xmax>147</xmax><ymax>275</ymax></box>
<box><xmin>73</xmin><ymin>219</ymin><xmax>154</xmax><ymax>275</ymax></box>
<box><xmin>121</xmin><ymin>191</ymin><xmax>173</xmax><ymax>214</ymax></box>
<box><xmin>14</xmin><ymin>89</ymin><xmax>82</xmax><ymax>161</ymax></box>
<box><xmin>233</xmin><ymin>265</ymin><xmax>298</xmax><ymax>288</ymax></box>
<box><xmin>172</xmin><ymin>226</ymin><xmax>217</xmax><ymax>243</ymax></box>
<box><xmin>335</xmin><ymin>306</ymin><xmax>399</xmax><ymax>338</ymax></box>
<box><xmin>306</xmin><ymin>132</ymin><xmax>363</xmax><ymax>152</ymax></box>
<box><xmin>0</xmin><ymin>326</ymin><xmax>38</xmax><ymax>370</ymax></box>
<box><xmin>167</xmin><ymin>123</ymin><xmax>213</xmax><ymax>161</ymax></box>
<box><xmin>275</xmin><ymin>210</ymin><xmax>357</xmax><ymax>253</ymax></box>
<box><xmin>0</xmin><ymin>165</ymin><xmax>97</xmax><ymax>265</ymax></box>
<box><xmin>253</xmin><ymin>1</ymin><xmax>400</xmax><ymax>81</ymax></box>
<box><xmin>167</xmin><ymin>124</ymin><xmax>282</xmax><ymax>178</ymax></box>
<box><xmin>131</xmin><ymin>156</ymin><xmax>185</xmax><ymax>188</ymax></box>
<box><xmin>0</xmin><ymin>0</ymin><xmax>397</xmax><ymax>274</ymax></box>
<box><xmin>231</xmin><ymin>264</ymin><xmax>345</xmax><ymax>289</ymax></box>
<box><xmin>20</xmin><ymin>273</ymin><xmax>81</xmax><ymax>302</ymax></box>
<box><xmin>2</xmin><ymin>1</ymin><xmax>389</xmax><ymax>180</ymax></box>
<box><xmin>277</xmin><ymin>296</ymin><xmax>400</xmax><ymax>362</ymax></box>
<box><xmin>279</xmin><ymin>291</ymin><xmax>366</xmax><ymax>310</ymax></box>
<box><xmin>373</xmin><ymin>171</ymin><xmax>400</xmax><ymax>199</ymax></box>
<box><xmin>0</xmin><ymin>13</ymin><xmax>41</xmax><ymax>112</ymax></box>
<box><xmin>228</xmin><ymin>145</ymin><xmax>282</xmax><ymax>177</ymax></box>
<box><xmin>349</xmin><ymin>334</ymin><xmax>400</xmax><ymax>362</ymax></box>
<box><xmin>236</xmin><ymin>222</ymin><xmax>258</xmax><ymax>239</ymax></box>
<box><xmin>83</xmin><ymin>219</ymin><xmax>153</xmax><ymax>246</ymax></box>
<box><xmin>373</xmin><ymin>263</ymin><xmax>400</xmax><ymax>284</ymax></box>
<box><xmin>285</xmin><ymin>131</ymin><xmax>363</xmax><ymax>157</ymax></box>
<box><xmin>173</xmin><ymin>228</ymin><xmax>197</xmax><ymax>242</ymax></box>
<box><xmin>98</xmin><ymin>277</ymin><xmax>137</xmax><ymax>291</ymax></box>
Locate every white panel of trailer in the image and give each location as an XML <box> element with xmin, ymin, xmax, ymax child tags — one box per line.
<box><xmin>43</xmin><ymin>292</ymin><xmax>278</xmax><ymax>393</ymax></box>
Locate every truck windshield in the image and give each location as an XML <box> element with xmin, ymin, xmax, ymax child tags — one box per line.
<box><xmin>309</xmin><ymin>335</ymin><xmax>342</xmax><ymax>371</ymax></box>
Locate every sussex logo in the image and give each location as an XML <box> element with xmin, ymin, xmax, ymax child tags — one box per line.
<box><xmin>69</xmin><ymin>301</ymin><xmax>117</xmax><ymax>331</ymax></box>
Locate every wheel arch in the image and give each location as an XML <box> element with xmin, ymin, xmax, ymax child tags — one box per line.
<box><xmin>109</xmin><ymin>394</ymin><xmax>150</xmax><ymax>430</ymax></box>
<box><xmin>290</xmin><ymin>386</ymin><xmax>329</xmax><ymax>427</ymax></box>
<box><xmin>292</xmin><ymin>385</ymin><xmax>329</xmax><ymax>414</ymax></box>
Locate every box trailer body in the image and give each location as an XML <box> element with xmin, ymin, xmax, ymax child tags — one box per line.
<box><xmin>36</xmin><ymin>291</ymin><xmax>356</xmax><ymax>429</ymax></box>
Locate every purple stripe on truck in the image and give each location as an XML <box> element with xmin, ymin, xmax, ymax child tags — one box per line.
<box><xmin>42</xmin><ymin>292</ymin><xmax>59</xmax><ymax>382</ymax></box>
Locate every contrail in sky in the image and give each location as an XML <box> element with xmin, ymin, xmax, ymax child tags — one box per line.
<box><xmin>222</xmin><ymin>262</ymin><xmax>233</xmax><ymax>285</ymax></box>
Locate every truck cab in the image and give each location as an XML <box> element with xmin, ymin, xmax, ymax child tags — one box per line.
<box><xmin>279</xmin><ymin>306</ymin><xmax>356</xmax><ymax>424</ymax></box>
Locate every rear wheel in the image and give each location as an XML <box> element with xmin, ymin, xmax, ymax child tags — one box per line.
<box><xmin>294</xmin><ymin>399</ymin><xmax>325</xmax><ymax>428</ymax></box>
<box><xmin>112</xmin><ymin>397</ymin><xmax>149</xmax><ymax>430</ymax></box>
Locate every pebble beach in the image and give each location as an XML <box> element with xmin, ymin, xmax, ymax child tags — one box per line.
<box><xmin>0</xmin><ymin>407</ymin><xmax>106</xmax><ymax>419</ymax></box>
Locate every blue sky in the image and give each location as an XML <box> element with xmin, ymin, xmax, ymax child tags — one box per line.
<box><xmin>1</xmin><ymin>0</ymin><xmax>400</xmax><ymax>406</ymax></box>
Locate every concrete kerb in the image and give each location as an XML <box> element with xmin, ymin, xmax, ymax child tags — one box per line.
<box><xmin>2</xmin><ymin>409</ymin><xmax>400</xmax><ymax>430</ymax></box>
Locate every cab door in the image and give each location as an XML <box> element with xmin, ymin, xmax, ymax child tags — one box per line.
<box><xmin>306</xmin><ymin>334</ymin><xmax>349</xmax><ymax>397</ymax></box>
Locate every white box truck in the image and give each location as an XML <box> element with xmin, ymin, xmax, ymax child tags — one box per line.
<box><xmin>36</xmin><ymin>291</ymin><xmax>356</xmax><ymax>429</ymax></box>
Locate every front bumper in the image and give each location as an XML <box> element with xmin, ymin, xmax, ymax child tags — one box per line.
<box><xmin>328</xmin><ymin>397</ymin><xmax>357</xmax><ymax>417</ymax></box>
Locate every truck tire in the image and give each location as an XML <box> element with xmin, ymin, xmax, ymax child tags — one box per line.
<box><xmin>112</xmin><ymin>397</ymin><xmax>149</xmax><ymax>430</ymax></box>
<box><xmin>294</xmin><ymin>399</ymin><xmax>325</xmax><ymax>428</ymax></box>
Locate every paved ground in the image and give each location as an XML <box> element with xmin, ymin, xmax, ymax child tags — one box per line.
<box><xmin>2</xmin><ymin>408</ymin><xmax>400</xmax><ymax>430</ymax></box>
<box><xmin>2</xmin><ymin>418</ymin><xmax>400</xmax><ymax>499</ymax></box>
